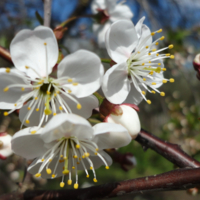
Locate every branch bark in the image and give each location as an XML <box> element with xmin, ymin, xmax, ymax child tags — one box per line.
<box><xmin>0</xmin><ymin>46</ymin><xmax>12</xmax><ymax>64</ymax></box>
<box><xmin>43</xmin><ymin>0</ymin><xmax>52</xmax><ymax>27</ymax></box>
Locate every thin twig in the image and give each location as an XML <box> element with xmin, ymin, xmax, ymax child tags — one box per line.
<box><xmin>43</xmin><ymin>0</ymin><xmax>52</xmax><ymax>27</ymax></box>
<box><xmin>0</xmin><ymin>46</ymin><xmax>12</xmax><ymax>64</ymax></box>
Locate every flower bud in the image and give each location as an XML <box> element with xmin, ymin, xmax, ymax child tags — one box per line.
<box><xmin>193</xmin><ymin>54</ymin><xmax>200</xmax><ymax>80</ymax></box>
<box><xmin>0</xmin><ymin>133</ymin><xmax>13</xmax><ymax>160</ymax></box>
<box><xmin>94</xmin><ymin>8</ymin><xmax>110</xmax><ymax>24</ymax></box>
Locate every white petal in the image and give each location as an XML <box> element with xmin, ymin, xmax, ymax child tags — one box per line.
<box><xmin>0</xmin><ymin>68</ymin><xmax>31</xmax><ymax>109</ymax></box>
<box><xmin>106</xmin><ymin>105</ymin><xmax>141</xmax><ymax>139</ymax></box>
<box><xmin>10</xmin><ymin>26</ymin><xmax>58</xmax><ymax>79</ymax></box>
<box><xmin>11</xmin><ymin>127</ymin><xmax>46</xmax><ymax>160</ymax></box>
<box><xmin>105</xmin><ymin>20</ymin><xmax>138</xmax><ymax>63</ymax></box>
<box><xmin>102</xmin><ymin>62</ymin><xmax>130</xmax><ymax>104</ymax></box>
<box><xmin>124</xmin><ymin>83</ymin><xmax>145</xmax><ymax>105</ymax></box>
<box><xmin>57</xmin><ymin>50</ymin><xmax>104</xmax><ymax>97</ymax></box>
<box><xmin>92</xmin><ymin>123</ymin><xmax>131</xmax><ymax>150</ymax></box>
<box><xmin>146</xmin><ymin>72</ymin><xmax>164</xmax><ymax>89</ymax></box>
<box><xmin>91</xmin><ymin>0</ymin><xmax>105</xmax><ymax>13</ymax></box>
<box><xmin>41</xmin><ymin>113</ymin><xmax>93</xmax><ymax>143</ymax></box>
<box><xmin>109</xmin><ymin>5</ymin><xmax>133</xmax><ymax>22</ymax></box>
<box><xmin>58</xmin><ymin>94</ymin><xmax>98</xmax><ymax>119</ymax></box>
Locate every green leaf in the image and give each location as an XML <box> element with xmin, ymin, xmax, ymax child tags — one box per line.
<box><xmin>35</xmin><ymin>11</ymin><xmax>44</xmax><ymax>25</ymax></box>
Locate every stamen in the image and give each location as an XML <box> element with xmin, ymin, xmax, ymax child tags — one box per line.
<box><xmin>5</xmin><ymin>68</ymin><xmax>10</xmax><ymax>73</ymax></box>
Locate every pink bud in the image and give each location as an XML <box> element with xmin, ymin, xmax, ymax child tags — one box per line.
<box><xmin>0</xmin><ymin>133</ymin><xmax>13</xmax><ymax>160</ymax></box>
<box><xmin>193</xmin><ymin>54</ymin><xmax>200</xmax><ymax>80</ymax></box>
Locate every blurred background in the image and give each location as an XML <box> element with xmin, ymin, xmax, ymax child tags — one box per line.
<box><xmin>1</xmin><ymin>0</ymin><xmax>200</xmax><ymax>199</ymax></box>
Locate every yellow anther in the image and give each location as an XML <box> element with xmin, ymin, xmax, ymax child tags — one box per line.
<box><xmin>44</xmin><ymin>42</ymin><xmax>47</xmax><ymax>45</ymax></box>
<box><xmin>77</xmin><ymin>162</ymin><xmax>80</xmax><ymax>164</ymax></box>
<box><xmin>5</xmin><ymin>68</ymin><xmax>10</xmax><ymax>73</ymax></box>
<box><xmin>67</xmin><ymin>78</ymin><xmax>73</xmax><ymax>83</ymax></box>
<box><xmin>93</xmin><ymin>178</ymin><xmax>98</xmax><ymax>183</ymax></box>
<box><xmin>86</xmin><ymin>174</ymin><xmax>89</xmax><ymax>178</ymax></box>
<box><xmin>160</xmin><ymin>92</ymin><xmax>165</xmax><ymax>96</ymax></box>
<box><xmin>3</xmin><ymin>87</ymin><xmax>9</xmax><ymax>92</ymax></box>
<box><xmin>148</xmin><ymin>53</ymin><xmax>151</xmax><ymax>56</ymax></box>
<box><xmin>165</xmin><ymin>53</ymin><xmax>170</xmax><ymax>56</ymax></box>
<box><xmin>76</xmin><ymin>144</ymin><xmax>80</xmax><ymax>149</ymax></box>
<box><xmin>146</xmin><ymin>46</ymin><xmax>149</xmax><ymax>49</ymax></box>
<box><xmin>142</xmin><ymin>91</ymin><xmax>146</xmax><ymax>95</ymax></box>
<box><xmin>142</xmin><ymin>63</ymin><xmax>145</xmax><ymax>66</ymax></box>
<box><xmin>46</xmin><ymin>91</ymin><xmax>51</xmax><ymax>95</ymax></box>
<box><xmin>31</xmin><ymin>130</ymin><xmax>36</xmax><ymax>134</ymax></box>
<box><xmin>54</xmin><ymin>93</ymin><xmax>57</xmax><ymax>97</ymax></box>
<box><xmin>160</xmin><ymin>36</ymin><xmax>165</xmax><ymax>40</ymax></box>
<box><xmin>74</xmin><ymin>183</ymin><xmax>79</xmax><ymax>189</ymax></box>
<box><xmin>149</xmin><ymin>71</ymin><xmax>154</xmax><ymax>75</ymax></box>
<box><xmin>51</xmin><ymin>174</ymin><xmax>56</xmax><ymax>178</ymax></box>
<box><xmin>147</xmin><ymin>100</ymin><xmax>151</xmax><ymax>104</ymax></box>
<box><xmin>137</xmin><ymin>51</ymin><xmax>140</xmax><ymax>54</ymax></box>
<box><xmin>68</xmin><ymin>89</ymin><xmax>72</xmax><ymax>93</ymax></box>
<box><xmin>41</xmin><ymin>158</ymin><xmax>45</xmax><ymax>162</ymax></box>
<box><xmin>73</xmin><ymin>155</ymin><xmax>78</xmax><ymax>159</ymax></box>
<box><xmin>49</xmin><ymin>159</ymin><xmax>52</xmax><ymax>162</ymax></box>
<box><xmin>25</xmin><ymin>66</ymin><xmax>29</xmax><ymax>69</ymax></box>
<box><xmin>151</xmin><ymin>90</ymin><xmax>156</xmax><ymax>94</ymax></box>
<box><xmin>170</xmin><ymin>55</ymin><xmax>174</xmax><ymax>59</ymax></box>
<box><xmin>157</xmin><ymin>29</ymin><xmax>162</xmax><ymax>33</ymax></box>
<box><xmin>46</xmin><ymin>168</ymin><xmax>52</xmax><ymax>174</ymax></box>
<box><xmin>143</xmin><ymin>78</ymin><xmax>146</xmax><ymax>81</ymax></box>
<box><xmin>26</xmin><ymin>119</ymin><xmax>30</xmax><ymax>124</ymax></box>
<box><xmin>53</xmin><ymin>113</ymin><xmax>57</xmax><ymax>116</ymax></box>
<box><xmin>90</xmin><ymin>166</ymin><xmax>93</xmax><ymax>170</ymax></box>
<box><xmin>4</xmin><ymin>112</ymin><xmax>8</xmax><ymax>116</ymax></box>
<box><xmin>27</xmin><ymin>107</ymin><xmax>31</xmax><ymax>110</ymax></box>
<box><xmin>72</xmin><ymin>166</ymin><xmax>75</xmax><ymax>169</ymax></box>
<box><xmin>77</xmin><ymin>104</ymin><xmax>82</xmax><ymax>110</ymax></box>
<box><xmin>158</xmin><ymin>63</ymin><xmax>161</xmax><ymax>66</ymax></box>
<box><xmin>14</xmin><ymin>103</ymin><xmax>17</xmax><ymax>106</ymax></box>
<box><xmin>156</xmin><ymin>53</ymin><xmax>159</xmax><ymax>56</ymax></box>
<box><xmin>96</xmin><ymin>148</ymin><xmax>99</xmax><ymax>151</ymax></box>
<box><xmin>84</xmin><ymin>152</ymin><xmax>90</xmax><ymax>157</ymax></box>
<box><xmin>59</xmin><ymin>159</ymin><xmax>64</xmax><ymax>163</ymax></box>
<box><xmin>151</xmin><ymin>49</ymin><xmax>156</xmax><ymax>52</ymax></box>
<box><xmin>149</xmin><ymin>61</ymin><xmax>151</xmax><ymax>63</ymax></box>
<box><xmin>151</xmin><ymin>32</ymin><xmax>155</xmax><ymax>36</ymax></box>
<box><xmin>62</xmin><ymin>169</ymin><xmax>69</xmax><ymax>175</ymax></box>
<box><xmin>64</xmin><ymin>156</ymin><xmax>67</xmax><ymax>160</ymax></box>
<box><xmin>155</xmin><ymin>67</ymin><xmax>161</xmax><ymax>73</ymax></box>
<box><xmin>94</xmin><ymin>152</ymin><xmax>98</xmax><ymax>155</ymax></box>
<box><xmin>168</xmin><ymin>44</ymin><xmax>174</xmax><ymax>49</ymax></box>
<box><xmin>68</xmin><ymin>180</ymin><xmax>72</xmax><ymax>185</ymax></box>
<box><xmin>36</xmin><ymin>108</ymin><xmax>39</xmax><ymax>111</ymax></box>
<box><xmin>105</xmin><ymin>166</ymin><xmax>109</xmax><ymax>169</ymax></box>
<box><xmin>151</xmin><ymin>82</ymin><xmax>156</xmax><ymax>85</ymax></box>
<box><xmin>59</xmin><ymin>106</ymin><xmax>63</xmax><ymax>110</ymax></box>
<box><xmin>155</xmin><ymin>42</ymin><xmax>159</xmax><ymax>45</ymax></box>
<box><xmin>21</xmin><ymin>87</ymin><xmax>25</xmax><ymax>91</ymax></box>
<box><xmin>162</xmin><ymin>80</ymin><xmax>167</xmax><ymax>83</ymax></box>
<box><xmin>60</xmin><ymin>182</ymin><xmax>65</xmax><ymax>188</ymax></box>
<box><xmin>82</xmin><ymin>155</ymin><xmax>85</xmax><ymax>159</ymax></box>
<box><xmin>44</xmin><ymin>108</ymin><xmax>52</xmax><ymax>115</ymax></box>
<box><xmin>162</xmin><ymin>68</ymin><xmax>166</xmax><ymax>71</ymax></box>
<box><xmin>35</xmin><ymin>173</ymin><xmax>41</xmax><ymax>178</ymax></box>
<box><xmin>79</xmin><ymin>157</ymin><xmax>81</xmax><ymax>161</ymax></box>
<box><xmin>170</xmin><ymin>78</ymin><xmax>174</xmax><ymax>83</ymax></box>
<box><xmin>72</xmin><ymin>82</ymin><xmax>78</xmax><ymax>86</ymax></box>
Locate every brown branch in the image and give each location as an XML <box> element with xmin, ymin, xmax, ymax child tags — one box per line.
<box><xmin>135</xmin><ymin>129</ymin><xmax>200</xmax><ymax>168</ymax></box>
<box><xmin>0</xmin><ymin>46</ymin><xmax>12</xmax><ymax>64</ymax></box>
<box><xmin>1</xmin><ymin>168</ymin><xmax>200</xmax><ymax>200</ymax></box>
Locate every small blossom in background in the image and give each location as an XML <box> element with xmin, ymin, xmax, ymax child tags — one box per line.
<box><xmin>91</xmin><ymin>0</ymin><xmax>133</xmax><ymax>47</ymax></box>
<box><xmin>102</xmin><ymin>17</ymin><xmax>175</xmax><ymax>105</ymax></box>
<box><xmin>0</xmin><ymin>26</ymin><xmax>104</xmax><ymax>130</ymax></box>
<box><xmin>11</xmin><ymin>113</ymin><xmax>131</xmax><ymax>189</ymax></box>
<box><xmin>193</xmin><ymin>54</ymin><xmax>200</xmax><ymax>80</ymax></box>
<box><xmin>0</xmin><ymin>133</ymin><xmax>13</xmax><ymax>160</ymax></box>
<box><xmin>100</xmin><ymin>99</ymin><xmax>141</xmax><ymax>139</ymax></box>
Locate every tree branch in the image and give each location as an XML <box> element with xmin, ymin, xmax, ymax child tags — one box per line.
<box><xmin>1</xmin><ymin>168</ymin><xmax>200</xmax><ymax>200</ymax></box>
<box><xmin>135</xmin><ymin>129</ymin><xmax>200</xmax><ymax>168</ymax></box>
<box><xmin>43</xmin><ymin>0</ymin><xmax>52</xmax><ymax>27</ymax></box>
<box><xmin>0</xmin><ymin>46</ymin><xmax>12</xmax><ymax>64</ymax></box>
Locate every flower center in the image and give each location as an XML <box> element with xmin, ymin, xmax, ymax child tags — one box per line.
<box><xmin>33</xmin><ymin>136</ymin><xmax>109</xmax><ymax>189</ymax></box>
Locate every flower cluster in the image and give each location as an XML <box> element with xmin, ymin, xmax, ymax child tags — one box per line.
<box><xmin>1</xmin><ymin>0</ymin><xmax>174</xmax><ymax>190</ymax></box>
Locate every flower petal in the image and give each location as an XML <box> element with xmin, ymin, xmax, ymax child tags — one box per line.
<box><xmin>109</xmin><ymin>5</ymin><xmax>133</xmax><ymax>22</ymax></box>
<box><xmin>91</xmin><ymin>0</ymin><xmax>105</xmax><ymax>13</ymax></box>
<box><xmin>10</xmin><ymin>26</ymin><xmax>58</xmax><ymax>79</ymax></box>
<box><xmin>58</xmin><ymin>94</ymin><xmax>98</xmax><ymax>119</ymax></box>
<box><xmin>0</xmin><ymin>68</ymin><xmax>31</xmax><ymax>109</ymax></box>
<box><xmin>105</xmin><ymin>20</ymin><xmax>138</xmax><ymax>63</ymax></box>
<box><xmin>57</xmin><ymin>50</ymin><xmax>104</xmax><ymax>97</ymax></box>
<box><xmin>11</xmin><ymin>127</ymin><xmax>46</xmax><ymax>160</ymax></box>
<box><xmin>92</xmin><ymin>122</ymin><xmax>131</xmax><ymax>150</ymax></box>
<box><xmin>40</xmin><ymin>113</ymin><xmax>93</xmax><ymax>143</ymax></box>
<box><xmin>102</xmin><ymin>62</ymin><xmax>130</xmax><ymax>104</ymax></box>
<box><xmin>106</xmin><ymin>105</ymin><xmax>141</xmax><ymax>139</ymax></box>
